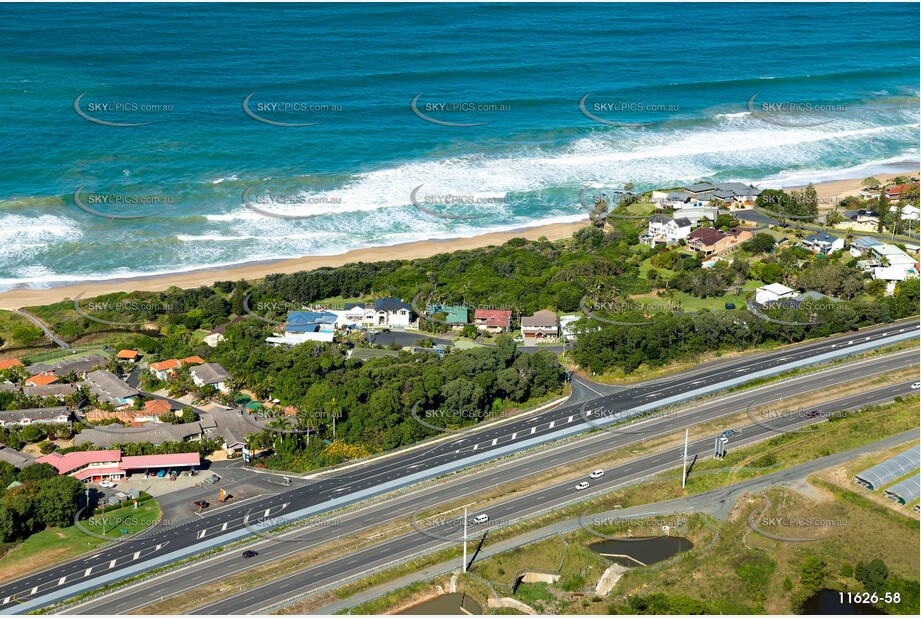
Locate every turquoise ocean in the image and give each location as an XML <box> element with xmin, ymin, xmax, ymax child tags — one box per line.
<box><xmin>0</xmin><ymin>2</ymin><xmax>918</xmax><ymax>290</ymax></box>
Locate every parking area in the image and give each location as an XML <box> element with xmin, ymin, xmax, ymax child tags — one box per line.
<box><xmin>87</xmin><ymin>462</ymin><xmax>309</xmax><ymax>526</ymax></box>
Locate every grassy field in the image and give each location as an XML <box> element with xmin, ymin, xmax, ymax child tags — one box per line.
<box><xmin>0</xmin><ymin>498</ymin><xmax>160</xmax><ymax>582</ymax></box>
<box><xmin>0</xmin><ymin>309</ymin><xmax>46</xmax><ymax>351</ymax></box>
<box><xmin>328</xmin><ymin>394</ymin><xmax>919</xmax><ymax>615</ymax></box>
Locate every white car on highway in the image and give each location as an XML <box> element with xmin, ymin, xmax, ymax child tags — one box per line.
<box><xmin>589</xmin><ymin>469</ymin><xmax>605</xmax><ymax>479</ymax></box>
<box><xmin>575</xmin><ymin>481</ymin><xmax>590</xmax><ymax>491</ymax></box>
<box><xmin>471</xmin><ymin>513</ymin><xmax>489</xmax><ymax>525</ymax></box>
<box><xmin>912</xmin><ymin>382</ymin><xmax>920</xmax><ymax>390</ymax></box>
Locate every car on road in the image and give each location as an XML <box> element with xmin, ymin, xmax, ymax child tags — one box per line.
<box><xmin>589</xmin><ymin>469</ymin><xmax>605</xmax><ymax>479</ymax></box>
<box><xmin>719</xmin><ymin>436</ymin><xmax>728</xmax><ymax>444</ymax></box>
<box><xmin>720</xmin><ymin>430</ymin><xmax>738</xmax><ymax>438</ymax></box>
<box><xmin>575</xmin><ymin>481</ymin><xmax>590</xmax><ymax>491</ymax></box>
<box><xmin>471</xmin><ymin>513</ymin><xmax>489</xmax><ymax>525</ymax></box>
<box><xmin>242</xmin><ymin>550</ymin><xmax>258</xmax><ymax>559</ymax></box>
<box><xmin>912</xmin><ymin>382</ymin><xmax>920</xmax><ymax>390</ymax></box>
<box><xmin>805</xmin><ymin>409</ymin><xmax>822</xmax><ymax>418</ymax></box>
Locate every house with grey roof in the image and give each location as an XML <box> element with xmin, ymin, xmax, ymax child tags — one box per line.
<box><xmin>85</xmin><ymin>370</ymin><xmax>139</xmax><ymax>408</ymax></box>
<box><xmin>802</xmin><ymin>230</ymin><xmax>845</xmax><ymax>255</ymax></box>
<box><xmin>74</xmin><ymin>422</ymin><xmax>205</xmax><ymax>448</ymax></box>
<box><xmin>362</xmin><ymin>298</ymin><xmax>415</xmax><ymax>329</ymax></box>
<box><xmin>0</xmin><ymin>407</ymin><xmax>72</xmax><ymax>427</ymax></box>
<box><xmin>190</xmin><ymin>362</ymin><xmax>231</xmax><ymax>393</ymax></box>
<box><xmin>643</xmin><ymin>215</ymin><xmax>693</xmax><ymax>246</ymax></box>
<box><xmin>24</xmin><ymin>382</ymin><xmax>80</xmax><ymax>399</ymax></box>
<box><xmin>0</xmin><ymin>446</ymin><xmax>35</xmax><ymax>469</ymax></box>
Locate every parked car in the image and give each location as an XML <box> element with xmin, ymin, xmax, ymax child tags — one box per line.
<box><xmin>193</xmin><ymin>500</ymin><xmax>208</xmax><ymax>509</ymax></box>
<box><xmin>115</xmin><ymin>492</ymin><xmax>129</xmax><ymax>501</ymax></box>
<box><xmin>169</xmin><ymin>471</ymin><xmax>178</xmax><ymax>480</ymax></box>
<box><xmin>242</xmin><ymin>550</ymin><xmax>258</xmax><ymax>559</ymax></box>
<box><xmin>204</xmin><ymin>474</ymin><xmax>220</xmax><ymax>485</ymax></box>
<box><xmin>575</xmin><ymin>481</ymin><xmax>590</xmax><ymax>491</ymax></box>
<box><xmin>99</xmin><ymin>480</ymin><xmax>116</xmax><ymax>488</ymax></box>
<box><xmin>156</xmin><ymin>469</ymin><xmax>166</xmax><ymax>478</ymax></box>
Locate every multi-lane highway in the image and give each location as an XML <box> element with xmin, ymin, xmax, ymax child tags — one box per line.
<box><xmin>0</xmin><ymin>320</ymin><xmax>917</xmax><ymax>613</ymax></box>
<box><xmin>185</xmin><ymin>380</ymin><xmax>919</xmax><ymax>614</ymax></box>
<box><xmin>67</xmin><ymin>348</ymin><xmax>916</xmax><ymax>615</ymax></box>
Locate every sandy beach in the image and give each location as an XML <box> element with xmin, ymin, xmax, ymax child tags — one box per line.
<box><xmin>0</xmin><ymin>221</ymin><xmax>587</xmax><ymax>310</ymax></box>
<box><xmin>1</xmin><ymin>171</ymin><xmax>916</xmax><ymax>311</ymax></box>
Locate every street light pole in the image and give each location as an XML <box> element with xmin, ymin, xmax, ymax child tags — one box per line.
<box><xmin>462</xmin><ymin>507</ymin><xmax>468</xmax><ymax>573</ymax></box>
<box><xmin>681</xmin><ymin>429</ymin><xmax>689</xmax><ymax>488</ymax></box>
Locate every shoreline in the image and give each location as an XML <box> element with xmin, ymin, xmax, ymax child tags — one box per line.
<box><xmin>0</xmin><ymin>221</ymin><xmax>588</xmax><ymax>310</ymax></box>
<box><xmin>1</xmin><ymin>169</ymin><xmax>916</xmax><ymax>311</ymax></box>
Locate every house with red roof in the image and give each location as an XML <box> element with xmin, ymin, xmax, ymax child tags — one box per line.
<box><xmin>474</xmin><ymin>309</ymin><xmax>513</xmax><ymax>333</ymax></box>
<box><xmin>116</xmin><ymin>349</ymin><xmax>141</xmax><ymax>363</ymax></box>
<box><xmin>37</xmin><ymin>449</ymin><xmax>200</xmax><ymax>482</ymax></box>
<box><xmin>0</xmin><ymin>359</ymin><xmax>24</xmax><ymax>371</ymax></box>
<box><xmin>26</xmin><ymin>373</ymin><xmax>59</xmax><ymax>387</ymax></box>
<box><xmin>149</xmin><ymin>359</ymin><xmax>182</xmax><ymax>380</ymax></box>
<box><xmin>884</xmin><ymin>182</ymin><xmax>919</xmax><ymax>201</ymax></box>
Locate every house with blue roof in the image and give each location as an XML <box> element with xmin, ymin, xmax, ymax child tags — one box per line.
<box><xmin>802</xmin><ymin>230</ymin><xmax>844</xmax><ymax>255</ymax></box>
<box><xmin>266</xmin><ymin>310</ymin><xmax>338</xmax><ymax>346</ymax></box>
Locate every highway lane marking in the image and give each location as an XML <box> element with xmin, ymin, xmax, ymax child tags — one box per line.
<box><xmin>549</xmin><ymin>421</ymin><xmax>555</xmax><ymax>428</ymax></box>
<box><xmin>511</xmin><ymin>432</ymin><xmax>517</xmax><ymax>439</ymax></box>
<box><xmin>108</xmin><ymin>559</ymin><xmax>117</xmax><ymax>569</ymax></box>
<box><xmin>567</xmin><ymin>416</ymin><xmax>573</xmax><ymax>423</ymax></box>
<box><xmin>530</xmin><ymin>427</ymin><xmax>536</xmax><ymax>434</ymax></box>
<box><xmin>491</xmin><ymin>439</ymin><xmax>497</xmax><ymax>446</ymax></box>
<box><xmin>30</xmin><ymin>587</ymin><xmax>37</xmax><ymax>595</ymax></box>
<box><xmin>57</xmin><ymin>576</ymin><xmax>66</xmax><ymax>585</ymax></box>
<box><xmin>473</xmin><ymin>444</ymin><xmax>478</xmax><ymax>450</ymax></box>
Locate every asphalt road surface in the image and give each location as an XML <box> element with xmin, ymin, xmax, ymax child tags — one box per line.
<box><xmin>68</xmin><ymin>349</ymin><xmax>917</xmax><ymax>616</ymax></box>
<box><xmin>1</xmin><ymin>320</ymin><xmax>917</xmax><ymax>613</ymax></box>
<box><xmin>187</xmin><ymin>380</ymin><xmax>917</xmax><ymax>615</ymax></box>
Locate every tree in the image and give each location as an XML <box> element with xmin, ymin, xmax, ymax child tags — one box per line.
<box><xmin>799</xmin><ymin>556</ymin><xmax>827</xmax><ymax>591</ymax></box>
<box><xmin>861</xmin><ymin>177</ymin><xmax>881</xmax><ymax>189</ymax></box>
<box><xmin>855</xmin><ymin>559</ymin><xmax>889</xmax><ymax>592</ymax></box>
<box><xmin>17</xmin><ymin>462</ymin><xmax>57</xmax><ymax>483</ymax></box>
<box><xmin>741</xmin><ymin>233</ymin><xmax>776</xmax><ymax>254</ymax></box>
<box><xmin>19</xmin><ymin>424</ymin><xmax>46</xmax><ymax>443</ymax></box>
<box><xmin>36</xmin><ymin>475</ymin><xmax>82</xmax><ymax>528</ymax></box>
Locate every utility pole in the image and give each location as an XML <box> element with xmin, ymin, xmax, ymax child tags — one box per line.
<box><xmin>462</xmin><ymin>507</ymin><xmax>468</xmax><ymax>573</ymax></box>
<box><xmin>681</xmin><ymin>429</ymin><xmax>689</xmax><ymax>488</ymax></box>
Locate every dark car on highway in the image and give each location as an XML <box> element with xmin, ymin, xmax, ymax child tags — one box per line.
<box><xmin>242</xmin><ymin>550</ymin><xmax>257</xmax><ymax>559</ymax></box>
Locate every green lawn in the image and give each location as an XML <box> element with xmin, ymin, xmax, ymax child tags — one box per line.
<box><xmin>0</xmin><ymin>499</ymin><xmax>160</xmax><ymax>581</ymax></box>
<box><xmin>629</xmin><ymin>280</ymin><xmax>760</xmax><ymax>313</ymax></box>
<box><xmin>0</xmin><ymin>309</ymin><xmax>46</xmax><ymax>349</ymax></box>
<box><xmin>25</xmin><ymin>345</ymin><xmax>111</xmax><ymax>365</ymax></box>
